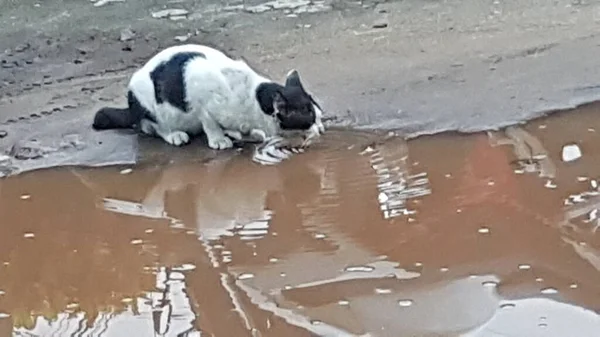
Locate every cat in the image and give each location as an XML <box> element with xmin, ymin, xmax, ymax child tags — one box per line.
<box><xmin>92</xmin><ymin>44</ymin><xmax>325</xmax><ymax>150</ymax></box>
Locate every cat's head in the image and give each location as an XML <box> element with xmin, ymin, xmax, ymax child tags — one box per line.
<box><xmin>272</xmin><ymin>70</ymin><xmax>325</xmax><ymax>140</ymax></box>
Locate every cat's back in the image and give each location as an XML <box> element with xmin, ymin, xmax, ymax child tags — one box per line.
<box><xmin>127</xmin><ymin>44</ymin><xmax>234</xmax><ymax>104</ymax></box>
<box><xmin>145</xmin><ymin>44</ymin><xmax>228</xmax><ymax>70</ymax></box>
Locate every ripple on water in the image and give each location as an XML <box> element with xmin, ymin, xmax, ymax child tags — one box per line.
<box><xmin>398</xmin><ymin>299</ymin><xmax>414</xmax><ymax>307</ymax></box>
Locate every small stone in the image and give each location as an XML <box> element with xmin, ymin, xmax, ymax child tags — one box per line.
<box><xmin>120</xmin><ymin>168</ymin><xmax>133</xmax><ymax>175</ymax></box>
<box><xmin>14</xmin><ymin>43</ymin><xmax>30</xmax><ymax>52</ymax></box>
<box><xmin>120</xmin><ymin>28</ymin><xmax>136</xmax><ymax>42</ymax></box>
<box><xmin>151</xmin><ymin>9</ymin><xmax>189</xmax><ymax>19</ymax></box>
<box><xmin>0</xmin><ymin>131</ymin><xmax>6</xmax><ymax>138</ymax></box>
<box><xmin>174</xmin><ymin>35</ymin><xmax>190</xmax><ymax>42</ymax></box>
<box><xmin>93</xmin><ymin>0</ymin><xmax>125</xmax><ymax>7</ymax></box>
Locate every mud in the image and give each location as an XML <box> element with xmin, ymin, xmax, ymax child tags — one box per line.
<box><xmin>2</xmin><ymin>104</ymin><xmax>600</xmax><ymax>336</ymax></box>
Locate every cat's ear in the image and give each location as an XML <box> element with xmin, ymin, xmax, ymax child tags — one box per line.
<box><xmin>273</xmin><ymin>90</ymin><xmax>287</xmax><ymax>115</ymax></box>
<box><xmin>285</xmin><ymin>69</ymin><xmax>304</xmax><ymax>89</ymax></box>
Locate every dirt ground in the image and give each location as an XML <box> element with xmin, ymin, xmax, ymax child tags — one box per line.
<box><xmin>3</xmin><ymin>0</ymin><xmax>600</xmax><ymax>172</ymax></box>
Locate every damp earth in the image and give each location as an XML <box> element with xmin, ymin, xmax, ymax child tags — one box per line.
<box><xmin>2</xmin><ymin>104</ymin><xmax>600</xmax><ymax>336</ymax></box>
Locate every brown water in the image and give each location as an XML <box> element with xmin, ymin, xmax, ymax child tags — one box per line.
<box><xmin>2</xmin><ymin>106</ymin><xmax>600</xmax><ymax>337</ymax></box>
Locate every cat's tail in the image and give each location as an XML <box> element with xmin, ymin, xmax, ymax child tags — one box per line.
<box><xmin>92</xmin><ymin>107</ymin><xmax>138</xmax><ymax>130</ymax></box>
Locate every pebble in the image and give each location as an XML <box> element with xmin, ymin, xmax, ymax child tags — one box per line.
<box><xmin>174</xmin><ymin>35</ymin><xmax>190</xmax><ymax>42</ymax></box>
<box><xmin>120</xmin><ymin>28</ymin><xmax>136</xmax><ymax>42</ymax></box>
<box><xmin>0</xmin><ymin>130</ymin><xmax>7</xmax><ymax>138</ymax></box>
<box><xmin>93</xmin><ymin>0</ymin><xmax>125</xmax><ymax>7</ymax></box>
<box><xmin>151</xmin><ymin>9</ymin><xmax>189</xmax><ymax>19</ymax></box>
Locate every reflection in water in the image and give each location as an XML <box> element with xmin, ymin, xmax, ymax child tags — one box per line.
<box><xmin>2</xmin><ymin>107</ymin><xmax>600</xmax><ymax>335</ymax></box>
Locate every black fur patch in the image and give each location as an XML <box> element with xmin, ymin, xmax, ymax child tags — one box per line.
<box><xmin>256</xmin><ymin>82</ymin><xmax>282</xmax><ymax>115</ymax></box>
<box><xmin>128</xmin><ymin>90</ymin><xmax>156</xmax><ymax>124</ymax></box>
<box><xmin>150</xmin><ymin>51</ymin><xmax>206</xmax><ymax>112</ymax></box>
<box><xmin>255</xmin><ymin>82</ymin><xmax>316</xmax><ymax>130</ymax></box>
<box><xmin>93</xmin><ymin>107</ymin><xmax>134</xmax><ymax>129</ymax></box>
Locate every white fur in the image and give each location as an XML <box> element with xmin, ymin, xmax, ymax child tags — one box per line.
<box><xmin>128</xmin><ymin>44</ymin><xmax>323</xmax><ymax>149</ymax></box>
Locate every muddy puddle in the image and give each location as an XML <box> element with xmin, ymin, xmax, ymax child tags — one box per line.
<box><xmin>2</xmin><ymin>105</ymin><xmax>600</xmax><ymax>336</ymax></box>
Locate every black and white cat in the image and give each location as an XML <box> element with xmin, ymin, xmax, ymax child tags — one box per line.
<box><xmin>92</xmin><ymin>44</ymin><xmax>325</xmax><ymax>149</ymax></box>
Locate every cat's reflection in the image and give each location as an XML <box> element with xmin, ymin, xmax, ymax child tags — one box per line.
<box><xmin>133</xmin><ymin>152</ymin><xmax>325</xmax><ymax>241</ymax></box>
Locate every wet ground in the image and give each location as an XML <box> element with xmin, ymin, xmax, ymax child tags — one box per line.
<box><xmin>2</xmin><ymin>103</ymin><xmax>600</xmax><ymax>336</ymax></box>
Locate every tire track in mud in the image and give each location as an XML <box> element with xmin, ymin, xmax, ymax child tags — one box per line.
<box><xmin>0</xmin><ymin>69</ymin><xmax>137</xmax><ymax>176</ymax></box>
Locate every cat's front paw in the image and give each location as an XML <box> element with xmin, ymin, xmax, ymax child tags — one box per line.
<box><xmin>164</xmin><ymin>131</ymin><xmax>190</xmax><ymax>146</ymax></box>
<box><xmin>208</xmin><ymin>136</ymin><xmax>233</xmax><ymax>150</ymax></box>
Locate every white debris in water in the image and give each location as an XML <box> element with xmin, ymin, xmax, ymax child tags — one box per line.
<box><xmin>440</xmin><ymin>267</ymin><xmax>449</xmax><ymax>272</ymax></box>
<box><xmin>120</xmin><ymin>168</ymin><xmax>133</xmax><ymax>175</ymax></box>
<box><xmin>280</xmin><ymin>272</ymin><xmax>286</xmax><ymax>277</ymax></box>
<box><xmin>478</xmin><ymin>227</ymin><xmax>490</xmax><ymax>234</ymax></box>
<box><xmin>121</xmin><ymin>297</ymin><xmax>133</xmax><ymax>303</ymax></box>
<box><xmin>487</xmin><ymin>181</ymin><xmax>495</xmax><ymax>186</ymax></box>
<box><xmin>561</xmin><ymin>144</ymin><xmax>582</xmax><ymax>162</ymax></box>
<box><xmin>544</xmin><ymin>180</ymin><xmax>557</xmax><ymax>189</ymax></box>
<box><xmin>130</xmin><ymin>239</ymin><xmax>143</xmax><ymax>245</ymax></box>
<box><xmin>592</xmin><ymin>180</ymin><xmax>598</xmax><ymax>189</ymax></box>
<box><xmin>535</xmin><ymin>277</ymin><xmax>544</xmax><ymax>282</ymax></box>
<box><xmin>375</xmin><ymin>288</ymin><xmax>392</xmax><ymax>294</ymax></box>
<box><xmin>360</xmin><ymin>146</ymin><xmax>375</xmax><ymax>155</ymax></box>
<box><xmin>586</xmin><ymin>209</ymin><xmax>598</xmax><ymax>223</ymax></box>
<box><xmin>145</xmin><ymin>229</ymin><xmax>154</xmax><ymax>234</ymax></box>
<box><xmin>414</xmin><ymin>262</ymin><xmax>423</xmax><ymax>267</ymax></box>
<box><xmin>378</xmin><ymin>192</ymin><xmax>389</xmax><ymax>203</ymax></box>
<box><xmin>23</xmin><ymin>233</ymin><xmax>35</xmax><ymax>238</ymax></box>
<box><xmin>589</xmin><ymin>128</ymin><xmax>596</xmax><ymax>132</ymax></box>
<box><xmin>237</xmin><ymin>273</ymin><xmax>255</xmax><ymax>280</ymax></box>
<box><xmin>151</xmin><ymin>9</ymin><xmax>189</xmax><ymax>19</ymax></box>
<box><xmin>269</xmin><ymin>257</ymin><xmax>278</xmax><ymax>263</ymax></box>
<box><xmin>538</xmin><ymin>124</ymin><xmax>547</xmax><ymax>129</ymax></box>
<box><xmin>314</xmin><ymin>233</ymin><xmax>326</xmax><ymax>239</ymax></box>
<box><xmin>569</xmin><ymin>283</ymin><xmax>578</xmax><ymax>289</ymax></box>
<box><xmin>0</xmin><ymin>290</ymin><xmax>5</xmax><ymax>295</ymax></box>
<box><xmin>173</xmin><ymin>263</ymin><xmax>196</xmax><ymax>271</ymax></box>
<box><xmin>577</xmin><ymin>176</ymin><xmax>589</xmax><ymax>182</ymax></box>
<box><xmin>66</xmin><ymin>303</ymin><xmax>79</xmax><ymax>310</ymax></box>
<box><xmin>518</xmin><ymin>264</ymin><xmax>532</xmax><ymax>270</ymax></box>
<box><xmin>0</xmin><ymin>313</ymin><xmax>9</xmax><ymax>318</ymax></box>
<box><xmin>398</xmin><ymin>299</ymin><xmax>414</xmax><ymax>307</ymax></box>
<box><xmin>540</xmin><ymin>287</ymin><xmax>558</xmax><ymax>295</ymax></box>
<box><xmin>20</xmin><ymin>194</ymin><xmax>31</xmax><ymax>200</ymax></box>
<box><xmin>338</xmin><ymin>300</ymin><xmax>350</xmax><ymax>306</ymax></box>
<box><xmin>344</xmin><ymin>265</ymin><xmax>376</xmax><ymax>273</ymax></box>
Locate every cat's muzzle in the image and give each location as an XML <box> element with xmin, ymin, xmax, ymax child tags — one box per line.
<box><xmin>302</xmin><ymin>123</ymin><xmax>325</xmax><ymax>147</ymax></box>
